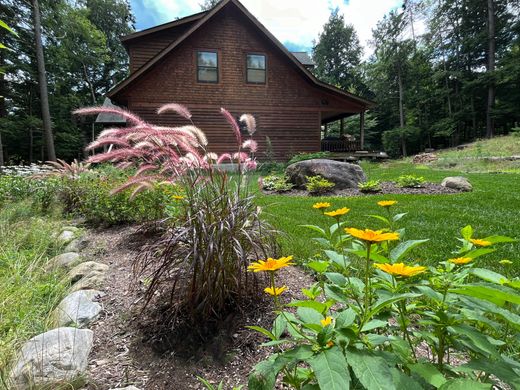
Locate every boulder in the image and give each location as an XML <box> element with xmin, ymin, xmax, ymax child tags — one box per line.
<box><xmin>67</xmin><ymin>261</ymin><xmax>108</xmax><ymax>292</ymax></box>
<box><xmin>109</xmin><ymin>387</ymin><xmax>141</xmax><ymax>390</ymax></box>
<box><xmin>46</xmin><ymin>252</ymin><xmax>83</xmax><ymax>271</ymax></box>
<box><xmin>64</xmin><ymin>237</ymin><xmax>89</xmax><ymax>253</ymax></box>
<box><xmin>10</xmin><ymin>327</ymin><xmax>93</xmax><ymax>389</ymax></box>
<box><xmin>57</xmin><ymin>230</ymin><xmax>76</xmax><ymax>245</ymax></box>
<box><xmin>54</xmin><ymin>290</ymin><xmax>104</xmax><ymax>328</ymax></box>
<box><xmin>285</xmin><ymin>159</ymin><xmax>366</xmax><ymax>189</ymax></box>
<box><xmin>441</xmin><ymin>176</ymin><xmax>473</xmax><ymax>192</ymax></box>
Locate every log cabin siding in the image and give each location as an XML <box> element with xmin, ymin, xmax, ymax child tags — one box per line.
<box><xmin>114</xmin><ymin>5</ymin><xmax>366</xmax><ymax>160</ymax></box>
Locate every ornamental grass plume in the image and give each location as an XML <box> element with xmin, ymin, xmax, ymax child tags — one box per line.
<box><xmin>374</xmin><ymin>262</ymin><xmax>427</xmax><ymax>277</ymax></box>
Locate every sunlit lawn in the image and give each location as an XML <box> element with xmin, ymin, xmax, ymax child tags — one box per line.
<box><xmin>254</xmin><ymin>162</ymin><xmax>520</xmax><ymax>275</ymax></box>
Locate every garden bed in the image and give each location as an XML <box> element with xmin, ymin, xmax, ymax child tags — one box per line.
<box><xmin>262</xmin><ymin>181</ymin><xmax>462</xmax><ymax>197</ymax></box>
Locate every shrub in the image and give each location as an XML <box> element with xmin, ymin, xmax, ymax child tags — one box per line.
<box><xmin>358</xmin><ymin>179</ymin><xmax>381</xmax><ymax>193</ymax></box>
<box><xmin>288</xmin><ymin>151</ymin><xmax>331</xmax><ymax>165</ymax></box>
<box><xmin>248</xmin><ymin>202</ymin><xmax>519</xmax><ymax>389</ymax></box>
<box><xmin>262</xmin><ymin>174</ymin><xmax>294</xmax><ymax>192</ymax></box>
<box><xmin>305</xmin><ymin>175</ymin><xmax>335</xmax><ymax>194</ymax></box>
<box><xmin>76</xmin><ymin>103</ymin><xmax>277</xmax><ymax>323</ymax></box>
<box><xmin>396</xmin><ymin>174</ymin><xmax>425</xmax><ymax>188</ymax></box>
<box><xmin>511</xmin><ymin>127</ymin><xmax>520</xmax><ymax>137</ymax></box>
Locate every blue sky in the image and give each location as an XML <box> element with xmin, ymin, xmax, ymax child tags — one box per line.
<box><xmin>129</xmin><ymin>0</ymin><xmax>403</xmax><ymax>56</ymax></box>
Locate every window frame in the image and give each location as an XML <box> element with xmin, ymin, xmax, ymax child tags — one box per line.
<box><xmin>196</xmin><ymin>50</ymin><xmax>219</xmax><ymax>84</ymax></box>
<box><xmin>246</xmin><ymin>52</ymin><xmax>267</xmax><ymax>85</ymax></box>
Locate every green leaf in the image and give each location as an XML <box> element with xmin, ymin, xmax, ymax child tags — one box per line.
<box><xmin>324</xmin><ymin>284</ymin><xmax>351</xmax><ymax>303</ymax></box>
<box><xmin>369</xmin><ymin>293</ymin><xmax>421</xmax><ymax>318</ymax></box>
<box><xmin>451</xmin><ymin>284</ymin><xmax>520</xmax><ymax>306</ymax></box>
<box><xmin>325</xmin><ymin>272</ymin><xmax>347</xmax><ymax>286</ymax></box>
<box><xmin>307</xmin><ymin>260</ymin><xmax>329</xmax><ymax>273</ymax></box>
<box><xmin>288</xmin><ymin>300</ymin><xmax>329</xmax><ymax>315</ymax></box>
<box><xmin>389</xmin><ymin>367</ymin><xmax>423</xmax><ymax>389</ymax></box>
<box><xmin>335</xmin><ymin>308</ymin><xmax>356</xmax><ymax>328</ymax></box>
<box><xmin>367</xmin><ymin>214</ymin><xmax>390</xmax><ymax>225</ymax></box>
<box><xmin>297</xmin><ymin>307</ymin><xmax>323</xmax><ymax>324</ymax></box>
<box><xmin>414</xmin><ymin>285</ymin><xmax>443</xmax><ymax>302</ymax></box>
<box><xmin>449</xmin><ymin>325</ymin><xmax>499</xmax><ymax>358</ymax></box>
<box><xmin>461</xmin><ymin>359</ymin><xmax>520</xmax><ymax>388</ymax></box>
<box><xmin>247</xmin><ymin>326</ymin><xmax>276</xmax><ymax>340</ymax></box>
<box><xmin>482</xmin><ymin>235</ymin><xmax>517</xmax><ymax>244</ymax></box>
<box><xmin>281</xmin><ymin>344</ymin><xmax>315</xmax><ymax>361</ymax></box>
<box><xmin>459</xmin><ymin>297</ymin><xmax>520</xmax><ymax>330</ymax></box>
<box><xmin>390</xmin><ymin>239</ymin><xmax>429</xmax><ymax>262</ymax></box>
<box><xmin>348</xmin><ymin>249</ymin><xmax>389</xmax><ymax>263</ymax></box>
<box><xmin>0</xmin><ymin>43</ymin><xmax>7</xmax><ymax>50</ymax></box>
<box><xmin>393</xmin><ymin>212</ymin><xmax>407</xmax><ymax>222</ymax></box>
<box><xmin>408</xmin><ymin>363</ymin><xmax>447</xmax><ymax>388</ymax></box>
<box><xmin>470</xmin><ymin>268</ymin><xmax>509</xmax><ymax>285</ymax></box>
<box><xmin>308</xmin><ymin>347</ymin><xmax>351</xmax><ymax>390</ymax></box>
<box><xmin>273</xmin><ymin>314</ymin><xmax>287</xmax><ymax>339</ymax></box>
<box><xmin>324</xmin><ymin>250</ymin><xmax>350</xmax><ymax>269</ymax></box>
<box><xmin>345</xmin><ymin>349</ymin><xmax>396</xmax><ymax>390</ymax></box>
<box><xmin>465</xmin><ymin>248</ymin><xmax>496</xmax><ymax>259</ymax></box>
<box><xmin>330</xmin><ymin>221</ymin><xmax>347</xmax><ymax>236</ymax></box>
<box><xmin>361</xmin><ymin>319</ymin><xmax>388</xmax><ymax>332</ymax></box>
<box><xmin>0</xmin><ymin>20</ymin><xmax>17</xmax><ymax>35</ymax></box>
<box><xmin>300</xmin><ymin>224</ymin><xmax>327</xmax><ymax>237</ymax></box>
<box><xmin>248</xmin><ymin>357</ymin><xmax>280</xmax><ymax>390</ymax></box>
<box><xmin>461</xmin><ymin>225</ymin><xmax>473</xmax><ymax>240</ymax></box>
<box><xmin>438</xmin><ymin>378</ymin><xmax>491</xmax><ymax>390</ymax></box>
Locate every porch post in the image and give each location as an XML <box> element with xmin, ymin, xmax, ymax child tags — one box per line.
<box><xmin>360</xmin><ymin>111</ymin><xmax>365</xmax><ymax>150</ymax></box>
<box><xmin>324</xmin><ymin>123</ymin><xmax>328</xmax><ymax>138</ymax></box>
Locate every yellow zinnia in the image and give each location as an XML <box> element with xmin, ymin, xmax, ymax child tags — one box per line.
<box><xmin>377</xmin><ymin>200</ymin><xmax>398</xmax><ymax>207</ymax></box>
<box><xmin>264</xmin><ymin>286</ymin><xmax>287</xmax><ymax>296</ymax></box>
<box><xmin>320</xmin><ymin>316</ymin><xmax>333</xmax><ymax>327</ymax></box>
<box><xmin>374</xmin><ymin>263</ymin><xmax>427</xmax><ymax>277</ymax></box>
<box><xmin>324</xmin><ymin>207</ymin><xmax>350</xmax><ymax>217</ymax></box>
<box><xmin>469</xmin><ymin>238</ymin><xmax>492</xmax><ymax>247</ymax></box>
<box><xmin>172</xmin><ymin>195</ymin><xmax>184</xmax><ymax>200</ymax></box>
<box><xmin>313</xmin><ymin>202</ymin><xmax>331</xmax><ymax>210</ymax></box>
<box><xmin>448</xmin><ymin>257</ymin><xmax>472</xmax><ymax>265</ymax></box>
<box><xmin>345</xmin><ymin>227</ymin><xmax>400</xmax><ymax>243</ymax></box>
<box><xmin>248</xmin><ymin>256</ymin><xmax>294</xmax><ymax>272</ymax></box>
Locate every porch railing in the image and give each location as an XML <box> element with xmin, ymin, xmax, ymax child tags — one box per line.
<box><xmin>321</xmin><ymin>138</ymin><xmax>361</xmax><ymax>152</ymax></box>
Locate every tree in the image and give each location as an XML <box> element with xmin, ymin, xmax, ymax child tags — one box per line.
<box><xmin>313</xmin><ymin>8</ymin><xmax>365</xmax><ymax>94</ymax></box>
<box><xmin>31</xmin><ymin>0</ymin><xmax>56</xmax><ymax>161</ymax></box>
<box><xmin>199</xmin><ymin>0</ymin><xmax>220</xmax><ymax>11</ymax></box>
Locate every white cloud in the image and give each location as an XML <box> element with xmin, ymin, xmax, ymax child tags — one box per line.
<box><xmin>138</xmin><ymin>0</ymin><xmax>404</xmax><ymax>57</ymax></box>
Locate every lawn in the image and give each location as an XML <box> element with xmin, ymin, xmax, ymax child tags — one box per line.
<box><xmin>255</xmin><ymin>162</ymin><xmax>520</xmax><ymax>274</ymax></box>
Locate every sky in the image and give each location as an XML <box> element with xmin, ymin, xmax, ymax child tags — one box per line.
<box><xmin>129</xmin><ymin>0</ymin><xmax>404</xmax><ymax>58</ymax></box>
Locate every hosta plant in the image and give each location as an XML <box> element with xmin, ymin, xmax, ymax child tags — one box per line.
<box><xmin>305</xmin><ymin>175</ymin><xmax>335</xmax><ymax>194</ymax></box>
<box><xmin>358</xmin><ymin>179</ymin><xmax>382</xmax><ymax>193</ymax></box>
<box><xmin>248</xmin><ymin>200</ymin><xmax>519</xmax><ymax>389</ymax></box>
<box><xmin>395</xmin><ymin>174</ymin><xmax>426</xmax><ymax>188</ymax></box>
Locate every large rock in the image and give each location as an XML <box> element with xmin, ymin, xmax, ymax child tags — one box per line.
<box><xmin>57</xmin><ymin>230</ymin><xmax>76</xmax><ymax>245</ymax></box>
<box><xmin>54</xmin><ymin>290</ymin><xmax>104</xmax><ymax>328</ymax></box>
<box><xmin>64</xmin><ymin>237</ymin><xmax>89</xmax><ymax>253</ymax></box>
<box><xmin>67</xmin><ymin>261</ymin><xmax>108</xmax><ymax>292</ymax></box>
<box><xmin>286</xmin><ymin>159</ymin><xmax>366</xmax><ymax>189</ymax></box>
<box><xmin>441</xmin><ymin>176</ymin><xmax>473</xmax><ymax>192</ymax></box>
<box><xmin>10</xmin><ymin>327</ymin><xmax>93</xmax><ymax>389</ymax></box>
<box><xmin>46</xmin><ymin>252</ymin><xmax>83</xmax><ymax>271</ymax></box>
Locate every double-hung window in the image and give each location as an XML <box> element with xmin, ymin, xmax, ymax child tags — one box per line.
<box><xmin>197</xmin><ymin>51</ymin><xmax>218</xmax><ymax>83</ymax></box>
<box><xmin>246</xmin><ymin>53</ymin><xmax>266</xmax><ymax>84</ymax></box>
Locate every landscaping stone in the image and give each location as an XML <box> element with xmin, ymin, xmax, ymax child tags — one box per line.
<box><xmin>67</xmin><ymin>261</ymin><xmax>108</xmax><ymax>292</ymax></box>
<box><xmin>58</xmin><ymin>230</ymin><xmax>76</xmax><ymax>244</ymax></box>
<box><xmin>10</xmin><ymin>327</ymin><xmax>93</xmax><ymax>389</ymax></box>
<box><xmin>109</xmin><ymin>386</ymin><xmax>141</xmax><ymax>390</ymax></box>
<box><xmin>412</xmin><ymin>152</ymin><xmax>438</xmax><ymax>164</ymax></box>
<box><xmin>46</xmin><ymin>252</ymin><xmax>83</xmax><ymax>271</ymax></box>
<box><xmin>54</xmin><ymin>290</ymin><xmax>104</xmax><ymax>328</ymax></box>
<box><xmin>65</xmin><ymin>237</ymin><xmax>89</xmax><ymax>253</ymax></box>
<box><xmin>285</xmin><ymin>159</ymin><xmax>366</xmax><ymax>189</ymax></box>
<box><xmin>441</xmin><ymin>176</ymin><xmax>473</xmax><ymax>192</ymax></box>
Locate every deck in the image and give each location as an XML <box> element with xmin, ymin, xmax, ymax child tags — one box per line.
<box><xmin>321</xmin><ymin>138</ymin><xmax>389</xmax><ymax>161</ymax></box>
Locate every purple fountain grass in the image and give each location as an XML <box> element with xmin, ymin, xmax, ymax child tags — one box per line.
<box><xmin>220</xmin><ymin>107</ymin><xmax>242</xmax><ymax>144</ymax></box>
<box><xmin>239</xmin><ymin>113</ymin><xmax>256</xmax><ymax>135</ymax></box>
<box><xmin>157</xmin><ymin>103</ymin><xmax>192</xmax><ymax>120</ymax></box>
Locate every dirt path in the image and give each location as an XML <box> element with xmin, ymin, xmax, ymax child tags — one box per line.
<box><xmin>81</xmin><ymin>226</ymin><xmax>314</xmax><ymax>390</ymax></box>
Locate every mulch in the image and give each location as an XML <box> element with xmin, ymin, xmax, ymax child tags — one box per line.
<box><xmin>263</xmin><ymin>181</ymin><xmax>462</xmax><ymax>197</ymax></box>
<box><xmin>83</xmin><ymin>226</ymin><xmax>314</xmax><ymax>390</ymax></box>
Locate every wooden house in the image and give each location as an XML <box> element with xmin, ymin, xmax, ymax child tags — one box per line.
<box><xmin>107</xmin><ymin>0</ymin><xmax>374</xmax><ymax>160</ymax></box>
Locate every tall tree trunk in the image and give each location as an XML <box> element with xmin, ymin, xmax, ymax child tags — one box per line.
<box><xmin>0</xmin><ymin>50</ymin><xmax>6</xmax><ymax>166</ymax></box>
<box><xmin>31</xmin><ymin>0</ymin><xmax>56</xmax><ymax>161</ymax></box>
<box><xmin>486</xmin><ymin>0</ymin><xmax>496</xmax><ymax>138</ymax></box>
<box><xmin>397</xmin><ymin>65</ymin><xmax>407</xmax><ymax>156</ymax></box>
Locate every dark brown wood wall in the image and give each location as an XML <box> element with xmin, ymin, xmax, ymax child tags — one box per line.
<box><xmin>116</xmin><ymin>5</ymin><xmax>364</xmax><ymax>161</ymax></box>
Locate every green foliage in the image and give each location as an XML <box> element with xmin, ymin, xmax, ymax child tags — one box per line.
<box><xmin>262</xmin><ymin>174</ymin><xmax>293</xmax><ymax>192</ymax></box>
<box><xmin>511</xmin><ymin>127</ymin><xmax>520</xmax><ymax>137</ymax></box>
<box><xmin>248</xmin><ymin>202</ymin><xmax>520</xmax><ymax>389</ymax></box>
<box><xmin>305</xmin><ymin>175</ymin><xmax>335</xmax><ymax>194</ymax></box>
<box><xmin>357</xmin><ymin>179</ymin><xmax>381</xmax><ymax>193</ymax></box>
<box><xmin>395</xmin><ymin>174</ymin><xmax>425</xmax><ymax>188</ymax></box>
<box><xmin>288</xmin><ymin>152</ymin><xmax>332</xmax><ymax>165</ymax></box>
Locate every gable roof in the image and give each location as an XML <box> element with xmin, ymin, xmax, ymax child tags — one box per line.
<box><xmin>108</xmin><ymin>0</ymin><xmax>374</xmax><ymax>108</ymax></box>
<box><xmin>291</xmin><ymin>52</ymin><xmax>315</xmax><ymax>67</ymax></box>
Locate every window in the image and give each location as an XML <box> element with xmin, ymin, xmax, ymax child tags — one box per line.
<box><xmin>246</xmin><ymin>54</ymin><xmax>266</xmax><ymax>84</ymax></box>
<box><xmin>197</xmin><ymin>51</ymin><xmax>218</xmax><ymax>83</ymax></box>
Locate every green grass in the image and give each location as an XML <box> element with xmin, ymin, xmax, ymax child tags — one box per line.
<box><xmin>255</xmin><ymin>162</ymin><xmax>520</xmax><ymax>275</ymax></box>
<box><xmin>0</xmin><ymin>202</ymin><xmax>68</xmax><ymax>383</ymax></box>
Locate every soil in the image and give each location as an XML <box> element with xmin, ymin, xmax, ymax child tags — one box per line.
<box><xmin>263</xmin><ymin>181</ymin><xmax>462</xmax><ymax>197</ymax></box>
<box><xmin>82</xmin><ymin>226</ymin><xmax>314</xmax><ymax>390</ymax></box>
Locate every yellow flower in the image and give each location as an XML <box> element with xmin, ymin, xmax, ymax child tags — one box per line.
<box><xmin>313</xmin><ymin>202</ymin><xmax>331</xmax><ymax>210</ymax></box>
<box><xmin>500</xmin><ymin>259</ymin><xmax>513</xmax><ymax>265</ymax></box>
<box><xmin>378</xmin><ymin>200</ymin><xmax>398</xmax><ymax>207</ymax></box>
<box><xmin>469</xmin><ymin>238</ymin><xmax>492</xmax><ymax>247</ymax></box>
<box><xmin>374</xmin><ymin>262</ymin><xmax>427</xmax><ymax>277</ymax></box>
<box><xmin>345</xmin><ymin>227</ymin><xmax>400</xmax><ymax>243</ymax></box>
<box><xmin>264</xmin><ymin>286</ymin><xmax>287</xmax><ymax>296</ymax></box>
<box><xmin>448</xmin><ymin>257</ymin><xmax>473</xmax><ymax>265</ymax></box>
<box><xmin>248</xmin><ymin>256</ymin><xmax>295</xmax><ymax>272</ymax></box>
<box><xmin>320</xmin><ymin>316</ymin><xmax>333</xmax><ymax>327</ymax></box>
<box><xmin>324</xmin><ymin>207</ymin><xmax>350</xmax><ymax>217</ymax></box>
<box><xmin>326</xmin><ymin>341</ymin><xmax>335</xmax><ymax>347</ymax></box>
<box><xmin>172</xmin><ymin>195</ymin><xmax>184</xmax><ymax>200</ymax></box>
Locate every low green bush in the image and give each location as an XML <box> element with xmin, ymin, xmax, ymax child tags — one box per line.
<box><xmin>305</xmin><ymin>175</ymin><xmax>335</xmax><ymax>194</ymax></box>
<box><xmin>288</xmin><ymin>151</ymin><xmax>331</xmax><ymax>165</ymax></box>
<box><xmin>396</xmin><ymin>174</ymin><xmax>426</xmax><ymax>188</ymax></box>
<box><xmin>358</xmin><ymin>179</ymin><xmax>382</xmax><ymax>193</ymax></box>
<box><xmin>262</xmin><ymin>174</ymin><xmax>294</xmax><ymax>192</ymax></box>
